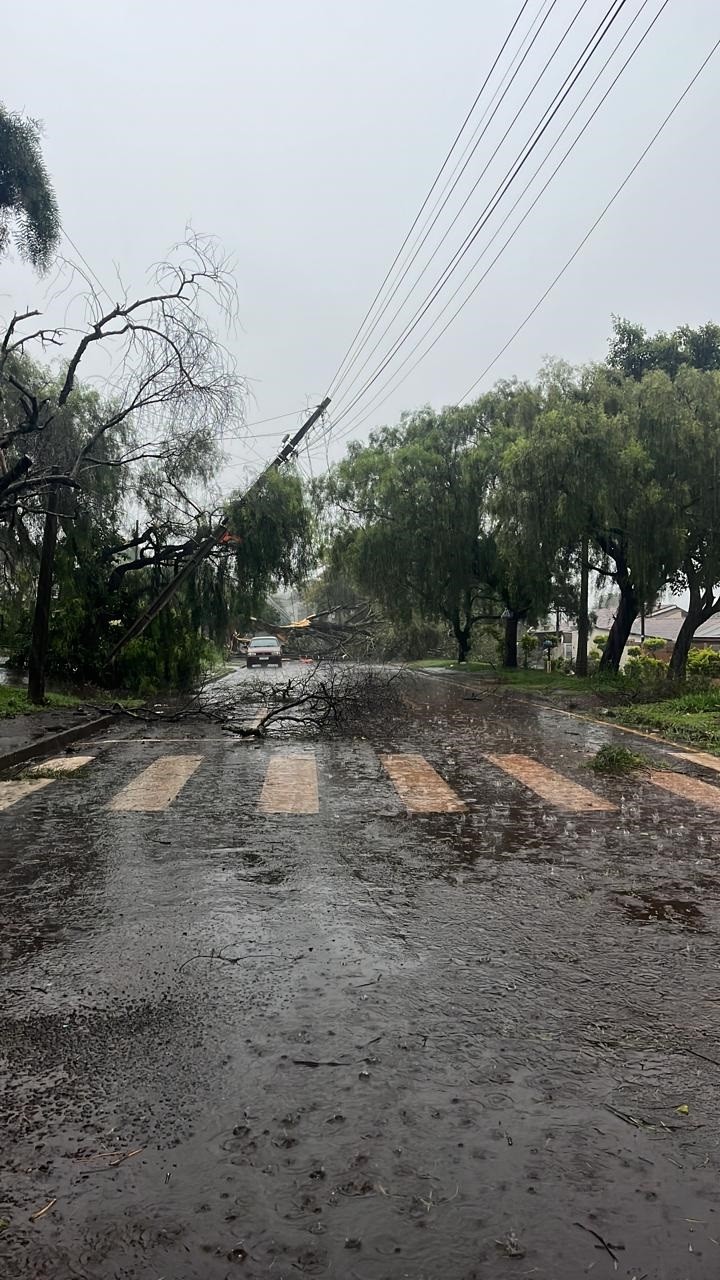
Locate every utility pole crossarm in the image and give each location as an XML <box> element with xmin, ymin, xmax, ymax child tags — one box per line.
<box><xmin>104</xmin><ymin>397</ymin><xmax>330</xmax><ymax>666</ymax></box>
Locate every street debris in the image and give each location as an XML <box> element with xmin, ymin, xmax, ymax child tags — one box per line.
<box><xmin>495</xmin><ymin>1230</ymin><xmax>525</xmax><ymax>1258</ymax></box>
<box><xmin>29</xmin><ymin>1199</ymin><xmax>56</xmax><ymax>1222</ymax></box>
<box><xmin>574</xmin><ymin>1221</ymin><xmax>625</xmax><ymax>1268</ymax></box>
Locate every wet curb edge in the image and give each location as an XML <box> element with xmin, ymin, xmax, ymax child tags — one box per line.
<box><xmin>0</xmin><ymin>712</ymin><xmax>119</xmax><ymax>774</ymax></box>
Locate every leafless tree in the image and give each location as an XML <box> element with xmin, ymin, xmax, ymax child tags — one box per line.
<box><xmin>0</xmin><ymin>233</ymin><xmax>247</xmax><ymax>700</ymax></box>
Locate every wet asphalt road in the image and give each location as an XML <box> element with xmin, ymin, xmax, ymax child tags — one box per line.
<box><xmin>2</xmin><ymin>663</ymin><xmax>720</xmax><ymax>1279</ymax></box>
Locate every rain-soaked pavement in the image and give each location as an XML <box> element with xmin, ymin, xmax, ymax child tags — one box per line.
<box><xmin>2</xmin><ymin>663</ymin><xmax>720</xmax><ymax>1279</ymax></box>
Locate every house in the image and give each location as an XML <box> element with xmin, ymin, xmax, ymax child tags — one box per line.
<box><xmin>534</xmin><ymin>603</ymin><xmax>688</xmax><ymax>667</ymax></box>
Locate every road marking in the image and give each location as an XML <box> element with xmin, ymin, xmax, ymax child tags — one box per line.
<box><xmin>672</xmin><ymin>750</ymin><xmax>720</xmax><ymax>774</ymax></box>
<box><xmin>381</xmin><ymin>753</ymin><xmax>466</xmax><ymax>813</ymax></box>
<box><xmin>0</xmin><ymin>778</ymin><xmax>54</xmax><ymax>810</ymax></box>
<box><xmin>649</xmin><ymin>769</ymin><xmax>720</xmax><ymax>809</ymax></box>
<box><xmin>259</xmin><ymin>753</ymin><xmax>319</xmax><ymax>814</ymax></box>
<box><xmin>484</xmin><ymin>753</ymin><xmax>616</xmax><ymax>812</ymax></box>
<box><xmin>108</xmin><ymin>755</ymin><xmax>203</xmax><ymax>812</ymax></box>
<box><xmin>28</xmin><ymin>755</ymin><xmax>94</xmax><ymax>774</ymax></box>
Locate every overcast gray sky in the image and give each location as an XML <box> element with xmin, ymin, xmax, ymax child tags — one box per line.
<box><xmin>3</xmin><ymin>0</ymin><xmax>720</xmax><ymax>481</ymax></box>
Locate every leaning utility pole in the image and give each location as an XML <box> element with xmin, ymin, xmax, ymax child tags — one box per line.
<box><xmin>105</xmin><ymin>397</ymin><xmax>330</xmax><ymax>666</ymax></box>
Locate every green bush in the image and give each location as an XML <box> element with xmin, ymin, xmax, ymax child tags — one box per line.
<box><xmin>520</xmin><ymin>631</ymin><xmax>538</xmax><ymax>667</ymax></box>
<box><xmin>622</xmin><ymin>652</ymin><xmax>668</xmax><ymax>696</ymax></box>
<box><xmin>643</xmin><ymin>636</ymin><xmax>666</xmax><ymax>652</ymax></box>
<box><xmin>687</xmin><ymin>647</ymin><xmax>720</xmax><ymax>677</ymax></box>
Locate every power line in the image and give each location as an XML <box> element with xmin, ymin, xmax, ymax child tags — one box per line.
<box><xmin>455</xmin><ymin>32</ymin><xmax>720</xmax><ymax>400</ymax></box>
<box><xmin>325</xmin><ymin>0</ymin><xmax>536</xmax><ymax>399</ymax></box>
<box><xmin>330</xmin><ymin>0</ymin><xmax>565</xmax><ymax>403</ymax></box>
<box><xmin>328</xmin><ymin>0</ymin><xmax>631</xmax><ymax>429</ymax></box>
<box><xmin>59</xmin><ymin>226</ymin><xmax>115</xmax><ymax>304</ymax></box>
<box><xmin>319</xmin><ymin>0</ymin><xmax>666</xmax><ymax>449</ymax></box>
<box><xmin>244</xmin><ymin>407</ymin><xmax>313</xmax><ymax>428</ymax></box>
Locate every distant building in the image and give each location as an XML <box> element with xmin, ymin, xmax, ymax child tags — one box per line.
<box><xmin>534</xmin><ymin>603</ymin><xmax>688</xmax><ymax>667</ymax></box>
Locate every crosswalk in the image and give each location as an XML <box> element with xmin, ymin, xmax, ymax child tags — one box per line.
<box><xmin>0</xmin><ymin>747</ymin><xmax>719</xmax><ymax>818</ymax></box>
<box><xmin>108</xmin><ymin>755</ymin><xmax>203</xmax><ymax>812</ymax></box>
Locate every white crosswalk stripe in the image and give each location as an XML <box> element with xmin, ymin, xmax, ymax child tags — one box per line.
<box><xmin>259</xmin><ymin>753</ymin><xmax>319</xmax><ymax>814</ymax></box>
<box><xmin>484</xmin><ymin>753</ymin><xmax>616</xmax><ymax>812</ymax></box>
<box><xmin>28</xmin><ymin>755</ymin><xmax>94</xmax><ymax>775</ymax></box>
<box><xmin>381</xmin><ymin>753</ymin><xmax>466</xmax><ymax>813</ymax></box>
<box><xmin>0</xmin><ymin>777</ymin><xmax>54</xmax><ymax>811</ymax></box>
<box><xmin>107</xmin><ymin>755</ymin><xmax>203</xmax><ymax>812</ymax></box>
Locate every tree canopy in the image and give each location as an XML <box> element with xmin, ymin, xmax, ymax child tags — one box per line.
<box><xmin>323</xmin><ymin>321</ymin><xmax>720</xmax><ymax>678</ymax></box>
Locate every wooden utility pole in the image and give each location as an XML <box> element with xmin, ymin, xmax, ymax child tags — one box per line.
<box><xmin>104</xmin><ymin>398</ymin><xmax>330</xmax><ymax>666</ymax></box>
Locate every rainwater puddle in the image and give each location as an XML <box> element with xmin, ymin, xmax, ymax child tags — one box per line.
<box><xmin>614</xmin><ymin>891</ymin><xmax>705</xmax><ymax>929</ymax></box>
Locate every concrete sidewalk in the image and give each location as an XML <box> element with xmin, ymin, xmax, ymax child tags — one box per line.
<box><xmin>0</xmin><ymin>705</ymin><xmax>118</xmax><ymax>771</ymax></box>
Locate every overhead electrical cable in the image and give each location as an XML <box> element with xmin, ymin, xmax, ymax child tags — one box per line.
<box><xmin>326</xmin><ymin>0</ymin><xmax>631</xmax><ymax>430</ymax></box>
<box><xmin>315</xmin><ymin>0</ymin><xmax>666</xmax><ymax>449</ymax></box>
<box><xmin>456</xmin><ymin>31</ymin><xmax>720</xmax><ymax>403</ymax></box>
<box><xmin>325</xmin><ymin>0</ymin><xmax>538</xmax><ymax>399</ymax></box>
<box><xmin>328</xmin><ymin>0</ymin><xmax>562</xmax><ymax>400</ymax></box>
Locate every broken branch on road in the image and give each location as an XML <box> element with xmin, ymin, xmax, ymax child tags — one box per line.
<box><xmin>204</xmin><ymin>661</ymin><xmax>404</xmax><ymax>737</ymax></box>
<box><xmin>178</xmin><ymin>947</ymin><xmax>281</xmax><ymax>973</ymax></box>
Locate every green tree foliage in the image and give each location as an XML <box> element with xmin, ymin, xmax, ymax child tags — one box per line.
<box><xmin>323</xmin><ymin>399</ymin><xmax>551</xmax><ymax>664</ymax></box>
<box><xmin>226</xmin><ymin>468</ymin><xmax>314</xmax><ymax>617</ymax></box>
<box><xmin>324</xmin><ymin>406</ymin><xmax>496</xmax><ymax>663</ymax></box>
<box><xmin>0</xmin><ymin>104</ymin><xmax>60</xmax><ymax>271</ymax></box>
<box><xmin>608</xmin><ymin>316</ymin><xmax>720</xmax><ymax>380</ymax></box>
<box><xmin>324</xmin><ymin>325</ymin><xmax>720</xmax><ymax>676</ymax></box>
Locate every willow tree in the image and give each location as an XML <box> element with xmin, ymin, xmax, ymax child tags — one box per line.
<box><xmin>325</xmin><ymin>405</ymin><xmax>493</xmax><ymax>662</ymax></box>
<box><xmin>0</xmin><ymin>104</ymin><xmax>60</xmax><ymax>271</ymax></box>
<box><xmin>656</xmin><ymin>366</ymin><xmax>720</xmax><ymax>679</ymax></box>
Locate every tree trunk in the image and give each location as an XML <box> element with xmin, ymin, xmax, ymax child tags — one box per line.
<box><xmin>28</xmin><ymin>489</ymin><xmax>60</xmax><ymax>704</ymax></box>
<box><xmin>598</xmin><ymin>583</ymin><xmax>639</xmax><ymax>673</ymax></box>
<box><xmin>452</xmin><ymin>614</ymin><xmax>471</xmax><ymax>663</ymax></box>
<box><xmin>503</xmin><ymin>613</ymin><xmax>519</xmax><ymax>668</ymax></box>
<box><xmin>669</xmin><ymin>581</ymin><xmax>717</xmax><ymax>680</ymax></box>
<box><xmin>575</xmin><ymin>534</ymin><xmax>589</xmax><ymax>677</ymax></box>
<box><xmin>669</xmin><ymin>610</ymin><xmax>700</xmax><ymax>681</ymax></box>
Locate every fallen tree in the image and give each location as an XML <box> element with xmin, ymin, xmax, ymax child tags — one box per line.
<box><xmin>203</xmin><ymin>660</ymin><xmax>403</xmax><ymax>736</ymax></box>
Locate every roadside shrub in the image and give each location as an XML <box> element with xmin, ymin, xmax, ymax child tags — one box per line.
<box><xmin>687</xmin><ymin>647</ymin><xmax>720</xmax><ymax>677</ymax></box>
<box><xmin>643</xmin><ymin>636</ymin><xmax>666</xmax><ymax>652</ymax></box>
<box><xmin>622</xmin><ymin>653</ymin><xmax>668</xmax><ymax>698</ymax></box>
<box><xmin>520</xmin><ymin>630</ymin><xmax>538</xmax><ymax>668</ymax></box>
<box><xmin>551</xmin><ymin>656</ymin><xmax>574</xmax><ymax>673</ymax></box>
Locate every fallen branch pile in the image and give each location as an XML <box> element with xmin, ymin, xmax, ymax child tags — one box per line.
<box><xmin>206</xmin><ymin>662</ymin><xmax>404</xmax><ymax>736</ymax></box>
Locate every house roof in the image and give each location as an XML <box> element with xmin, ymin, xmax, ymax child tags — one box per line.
<box><xmin>592</xmin><ymin>604</ymin><xmax>687</xmax><ymax>643</ymax></box>
<box><xmin>692</xmin><ymin>615</ymin><xmax>720</xmax><ymax>641</ymax></box>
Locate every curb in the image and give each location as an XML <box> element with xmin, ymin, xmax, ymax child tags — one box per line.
<box><xmin>0</xmin><ymin>712</ymin><xmax>119</xmax><ymax>774</ymax></box>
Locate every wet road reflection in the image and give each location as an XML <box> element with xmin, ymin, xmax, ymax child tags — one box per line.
<box><xmin>2</xmin><ymin>667</ymin><xmax>720</xmax><ymax>1277</ymax></box>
